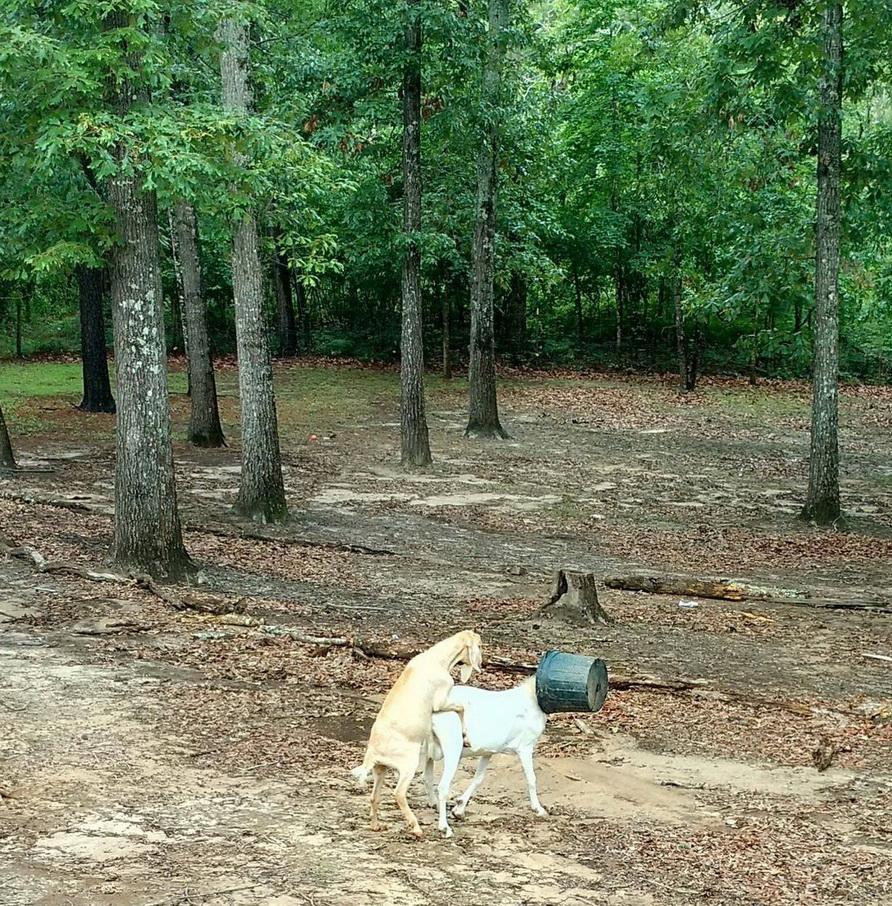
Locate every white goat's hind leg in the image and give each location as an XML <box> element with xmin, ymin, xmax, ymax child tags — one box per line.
<box><xmin>437</xmin><ymin>741</ymin><xmax>462</xmax><ymax>838</ymax></box>
<box><xmin>452</xmin><ymin>754</ymin><xmax>491</xmax><ymax>818</ymax></box>
<box><xmin>423</xmin><ymin>758</ymin><xmax>437</xmax><ymax>807</ymax></box>
<box><xmin>518</xmin><ymin>747</ymin><xmax>547</xmax><ymax>816</ymax></box>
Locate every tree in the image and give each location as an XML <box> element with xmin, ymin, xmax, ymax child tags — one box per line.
<box><xmin>76</xmin><ymin>264</ymin><xmax>116</xmax><ymax>413</ymax></box>
<box><xmin>802</xmin><ymin>0</ymin><xmax>844</xmax><ymax>525</ymax></box>
<box><xmin>399</xmin><ymin>0</ymin><xmax>432</xmax><ymax>468</ymax></box>
<box><xmin>466</xmin><ymin>0</ymin><xmax>509</xmax><ymax>439</ymax></box>
<box><xmin>218</xmin><ymin>15</ymin><xmax>288</xmax><ymax>521</ymax></box>
<box><xmin>672</xmin><ymin>276</ymin><xmax>700</xmax><ymax>392</ymax></box>
<box><xmin>105</xmin><ymin>11</ymin><xmax>190</xmax><ymax>578</ymax></box>
<box><xmin>0</xmin><ymin>402</ymin><xmax>15</xmax><ymax>469</ymax></box>
<box><xmin>272</xmin><ymin>235</ymin><xmax>298</xmax><ymax>357</ymax></box>
<box><xmin>169</xmin><ymin>201</ymin><xmax>225</xmax><ymax>447</ymax></box>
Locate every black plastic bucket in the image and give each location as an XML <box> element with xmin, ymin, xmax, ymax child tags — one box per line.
<box><xmin>535</xmin><ymin>650</ymin><xmax>609</xmax><ymax>714</ymax></box>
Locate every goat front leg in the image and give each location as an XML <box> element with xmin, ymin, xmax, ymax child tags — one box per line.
<box><xmin>437</xmin><ymin>741</ymin><xmax>462</xmax><ymax>838</ymax></box>
<box><xmin>434</xmin><ymin>699</ymin><xmax>471</xmax><ymax>748</ymax></box>
<box><xmin>518</xmin><ymin>747</ymin><xmax>547</xmax><ymax>817</ymax></box>
<box><xmin>452</xmin><ymin>754</ymin><xmax>491</xmax><ymax>818</ymax></box>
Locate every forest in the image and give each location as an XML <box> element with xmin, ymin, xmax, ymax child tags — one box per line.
<box><xmin>1</xmin><ymin>1</ymin><xmax>891</xmax><ymax>905</ymax></box>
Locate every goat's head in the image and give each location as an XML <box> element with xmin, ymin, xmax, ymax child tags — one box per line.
<box><xmin>456</xmin><ymin>630</ymin><xmax>483</xmax><ymax>683</ymax></box>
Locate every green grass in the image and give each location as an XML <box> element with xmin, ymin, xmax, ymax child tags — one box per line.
<box><xmin>0</xmin><ymin>362</ymin><xmax>85</xmax><ymax>397</ymax></box>
<box><xmin>704</xmin><ymin>386</ymin><xmax>808</xmax><ymax>419</ymax></box>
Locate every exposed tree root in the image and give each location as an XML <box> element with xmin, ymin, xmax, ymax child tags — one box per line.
<box><xmin>2</xmin><ymin>543</ymin><xmax>242</xmax><ymax>615</ymax></box>
<box><xmin>0</xmin><ymin>489</ymin><xmax>395</xmax><ymax>556</ymax></box>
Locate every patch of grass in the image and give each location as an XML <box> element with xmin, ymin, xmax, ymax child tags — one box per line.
<box><xmin>546</xmin><ymin>496</ymin><xmax>587</xmax><ymax>521</ymax></box>
<box><xmin>272</xmin><ymin>365</ymin><xmax>399</xmax><ymax>434</ymax></box>
<box><xmin>0</xmin><ymin>362</ymin><xmax>85</xmax><ymax>398</ymax></box>
<box><xmin>704</xmin><ymin>387</ymin><xmax>807</xmax><ymax>420</ymax></box>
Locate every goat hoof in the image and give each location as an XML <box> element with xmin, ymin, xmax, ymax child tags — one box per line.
<box><xmin>535</xmin><ymin>807</ymin><xmax>548</xmax><ymax>818</ymax></box>
<box><xmin>409</xmin><ymin>827</ymin><xmax>423</xmax><ymax>839</ymax></box>
<box><xmin>442</xmin><ymin>826</ymin><xmax>454</xmax><ymax>839</ymax></box>
<box><xmin>451</xmin><ymin>807</ymin><xmax>466</xmax><ymax>820</ymax></box>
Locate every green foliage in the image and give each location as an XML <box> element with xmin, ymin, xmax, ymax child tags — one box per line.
<box><xmin>0</xmin><ymin>0</ymin><xmax>890</xmax><ymax>379</ymax></box>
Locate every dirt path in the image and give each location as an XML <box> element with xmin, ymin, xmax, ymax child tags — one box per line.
<box><xmin>4</xmin><ymin>620</ymin><xmax>889</xmax><ymax>906</ymax></box>
<box><xmin>2</xmin><ymin>366</ymin><xmax>892</xmax><ymax>904</ymax></box>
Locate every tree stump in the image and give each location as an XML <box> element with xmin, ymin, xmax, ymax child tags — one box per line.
<box><xmin>540</xmin><ymin>569</ymin><xmax>612</xmax><ymax>626</ymax></box>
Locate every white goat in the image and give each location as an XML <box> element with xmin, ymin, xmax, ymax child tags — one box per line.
<box><xmin>424</xmin><ymin>675</ymin><xmax>547</xmax><ymax>838</ymax></box>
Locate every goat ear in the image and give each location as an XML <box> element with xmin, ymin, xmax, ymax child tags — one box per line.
<box><xmin>459</xmin><ymin>638</ymin><xmax>482</xmax><ymax>683</ymax></box>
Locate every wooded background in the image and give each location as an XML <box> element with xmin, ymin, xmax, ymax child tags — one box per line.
<box><xmin>2</xmin><ymin>0</ymin><xmax>889</xmax><ymax>377</ymax></box>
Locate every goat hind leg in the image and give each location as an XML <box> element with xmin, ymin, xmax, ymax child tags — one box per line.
<box><xmin>452</xmin><ymin>754</ymin><xmax>491</xmax><ymax>818</ymax></box>
<box><xmin>437</xmin><ymin>741</ymin><xmax>462</xmax><ymax>838</ymax></box>
<box><xmin>394</xmin><ymin>757</ymin><xmax>423</xmax><ymax>838</ymax></box>
<box><xmin>423</xmin><ymin>757</ymin><xmax>437</xmax><ymax>807</ymax></box>
<box><xmin>369</xmin><ymin>765</ymin><xmax>386</xmax><ymax>831</ymax></box>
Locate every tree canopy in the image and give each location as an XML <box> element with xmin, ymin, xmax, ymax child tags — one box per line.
<box><xmin>0</xmin><ymin>0</ymin><xmax>889</xmax><ymax>379</ymax></box>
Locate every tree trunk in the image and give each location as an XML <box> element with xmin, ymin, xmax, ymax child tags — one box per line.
<box><xmin>107</xmin><ymin>161</ymin><xmax>189</xmax><ymax>576</ymax></box>
<box><xmin>540</xmin><ymin>569</ymin><xmax>612</xmax><ymax>626</ymax></box>
<box><xmin>292</xmin><ymin>271</ymin><xmax>311</xmax><ymax>353</ymax></box>
<box><xmin>219</xmin><ymin>17</ymin><xmax>288</xmax><ymax>522</ymax></box>
<box><xmin>169</xmin><ymin>200</ymin><xmax>224</xmax><ymax>448</ymax></box>
<box><xmin>614</xmin><ymin>265</ymin><xmax>624</xmax><ymax>355</ymax></box>
<box><xmin>15</xmin><ymin>295</ymin><xmax>22</xmax><ymax>358</ymax></box>
<box><xmin>76</xmin><ymin>264</ymin><xmax>116</xmax><ymax>413</ymax></box>
<box><xmin>441</xmin><ymin>283</ymin><xmax>452</xmax><ymax>379</ymax></box>
<box><xmin>672</xmin><ymin>275</ymin><xmax>689</xmax><ymax>391</ymax></box>
<box><xmin>103</xmin><ymin>10</ymin><xmax>189</xmax><ymax>578</ymax></box>
<box><xmin>168</xmin><ymin>206</ymin><xmax>191</xmax><ymax>396</ymax></box>
<box><xmin>574</xmin><ymin>271</ymin><xmax>584</xmax><ymax>347</ymax></box>
<box><xmin>466</xmin><ymin>0</ymin><xmax>508</xmax><ymax>439</ymax></box>
<box><xmin>169</xmin><ymin>276</ymin><xmax>184</xmax><ymax>354</ymax></box>
<box><xmin>687</xmin><ymin>327</ymin><xmax>701</xmax><ymax>392</ymax></box>
<box><xmin>802</xmin><ymin>0</ymin><xmax>843</xmax><ymax>526</ymax></box>
<box><xmin>794</xmin><ymin>297</ymin><xmax>803</xmax><ymax>333</ymax></box>
<box><xmin>399</xmin><ymin>0</ymin><xmax>433</xmax><ymax>467</ymax></box>
<box><xmin>273</xmin><ymin>237</ymin><xmax>298</xmax><ymax>357</ymax></box>
<box><xmin>0</xmin><ymin>402</ymin><xmax>15</xmax><ymax>469</ymax></box>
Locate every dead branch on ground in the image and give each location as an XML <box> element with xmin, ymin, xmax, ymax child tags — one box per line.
<box><xmin>604</xmin><ymin>573</ymin><xmax>892</xmax><ymax>614</ymax></box>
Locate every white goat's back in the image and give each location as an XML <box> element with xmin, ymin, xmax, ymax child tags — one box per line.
<box><xmin>433</xmin><ymin>678</ymin><xmax>546</xmax><ymax>757</ymax></box>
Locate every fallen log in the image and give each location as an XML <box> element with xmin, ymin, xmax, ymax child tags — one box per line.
<box><xmin>194</xmin><ymin>524</ymin><xmax>395</xmax><ymax>557</ymax></box>
<box><xmin>604</xmin><ymin>573</ymin><xmax>892</xmax><ymax>614</ymax></box>
<box><xmin>605</xmin><ymin>574</ymin><xmax>757</xmax><ymax>601</ymax></box>
<box><xmin>249</xmin><ymin>624</ymin><xmax>709</xmax><ymax>693</ymax></box>
<box><xmin>0</xmin><ymin>489</ymin><xmax>108</xmax><ymax>515</ymax></box>
<box><xmin>245</xmin><ymin>625</ymin><xmax>865</xmax><ymax>719</ymax></box>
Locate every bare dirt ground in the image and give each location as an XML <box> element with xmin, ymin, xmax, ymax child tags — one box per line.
<box><xmin>1</xmin><ymin>361</ymin><xmax>891</xmax><ymax>905</ymax></box>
